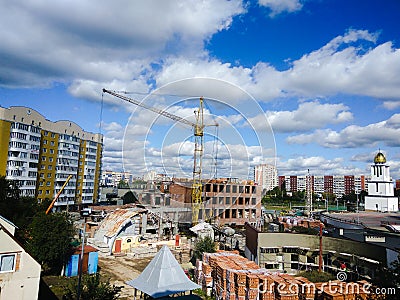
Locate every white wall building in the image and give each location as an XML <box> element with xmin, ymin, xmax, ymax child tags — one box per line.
<box><xmin>365</xmin><ymin>152</ymin><xmax>398</xmax><ymax>212</ymax></box>
<box><xmin>254</xmin><ymin>164</ymin><xmax>278</xmax><ymax>192</ymax></box>
<box><xmin>0</xmin><ymin>216</ymin><xmax>41</xmax><ymax>300</ymax></box>
<box><xmin>101</xmin><ymin>170</ymin><xmax>133</xmax><ymax>187</ymax></box>
<box><xmin>313</xmin><ymin>175</ymin><xmax>325</xmax><ymax>194</ymax></box>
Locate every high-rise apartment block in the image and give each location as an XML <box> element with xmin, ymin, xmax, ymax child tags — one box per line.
<box><xmin>278</xmin><ymin>174</ymin><xmax>368</xmax><ymax>198</ymax></box>
<box><xmin>0</xmin><ymin>106</ymin><xmax>103</xmax><ymax>208</ymax></box>
<box><xmin>254</xmin><ymin>164</ymin><xmax>278</xmax><ymax>192</ymax></box>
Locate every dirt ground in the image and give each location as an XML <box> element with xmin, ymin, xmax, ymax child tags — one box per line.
<box><xmin>98</xmin><ymin>254</ymin><xmax>155</xmax><ymax>299</ymax></box>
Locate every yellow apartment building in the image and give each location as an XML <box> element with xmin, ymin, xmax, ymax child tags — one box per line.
<box><xmin>0</xmin><ymin>106</ymin><xmax>103</xmax><ymax>209</ymax></box>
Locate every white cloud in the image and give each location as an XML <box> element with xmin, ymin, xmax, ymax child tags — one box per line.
<box><xmin>280</xmin><ymin>30</ymin><xmax>400</xmax><ymax>100</ymax></box>
<box><xmin>258</xmin><ymin>0</ymin><xmax>303</xmax><ymax>17</ymax></box>
<box><xmin>0</xmin><ymin>0</ymin><xmax>244</xmax><ymax>88</ymax></box>
<box><xmin>151</xmin><ymin>30</ymin><xmax>400</xmax><ymax>106</ymax></box>
<box><xmin>250</xmin><ymin>101</ymin><xmax>352</xmax><ymax>133</ymax></box>
<box><xmin>286</xmin><ymin>114</ymin><xmax>400</xmax><ymax>148</ymax></box>
<box><xmin>276</xmin><ymin>155</ymin><xmax>368</xmax><ymax>176</ymax></box>
<box><xmin>383</xmin><ymin>101</ymin><xmax>400</xmax><ymax>110</ymax></box>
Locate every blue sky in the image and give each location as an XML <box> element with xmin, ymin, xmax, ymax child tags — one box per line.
<box><xmin>1</xmin><ymin>0</ymin><xmax>400</xmax><ymax>180</ymax></box>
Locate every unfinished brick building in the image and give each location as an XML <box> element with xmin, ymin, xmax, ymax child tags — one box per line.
<box><xmin>161</xmin><ymin>178</ymin><xmax>262</xmax><ymax>226</ymax></box>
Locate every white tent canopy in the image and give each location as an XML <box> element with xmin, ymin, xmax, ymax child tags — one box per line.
<box><xmin>126</xmin><ymin>245</ymin><xmax>200</xmax><ymax>298</ymax></box>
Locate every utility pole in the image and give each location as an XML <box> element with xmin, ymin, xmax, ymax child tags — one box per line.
<box><xmin>319</xmin><ymin>223</ymin><xmax>323</xmax><ymax>272</ymax></box>
<box><xmin>356</xmin><ymin>192</ymin><xmax>360</xmax><ymax>224</ymax></box>
<box><xmin>77</xmin><ymin>220</ymin><xmax>86</xmax><ymax>300</ymax></box>
<box><xmin>306</xmin><ymin>169</ymin><xmax>312</xmax><ymax>217</ymax></box>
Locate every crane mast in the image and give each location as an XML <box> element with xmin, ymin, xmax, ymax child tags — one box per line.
<box><xmin>192</xmin><ymin>97</ymin><xmax>204</xmax><ymax>225</ymax></box>
<box><xmin>102</xmin><ymin>89</ymin><xmax>206</xmax><ymax>224</ymax></box>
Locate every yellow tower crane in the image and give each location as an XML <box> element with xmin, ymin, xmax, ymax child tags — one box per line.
<box><xmin>102</xmin><ymin>89</ymin><xmax>215</xmax><ymax>224</ymax></box>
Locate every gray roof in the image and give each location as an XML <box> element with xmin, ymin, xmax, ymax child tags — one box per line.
<box><xmin>126</xmin><ymin>245</ymin><xmax>200</xmax><ymax>298</ymax></box>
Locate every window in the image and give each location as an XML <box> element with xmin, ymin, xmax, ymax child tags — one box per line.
<box><xmin>0</xmin><ymin>254</ymin><xmax>16</xmax><ymax>272</ymax></box>
<box><xmin>260</xmin><ymin>247</ymin><xmax>279</xmax><ymax>254</ymax></box>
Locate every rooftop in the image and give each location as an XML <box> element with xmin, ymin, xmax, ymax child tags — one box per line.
<box><xmin>327</xmin><ymin>211</ymin><xmax>400</xmax><ymax>231</ymax></box>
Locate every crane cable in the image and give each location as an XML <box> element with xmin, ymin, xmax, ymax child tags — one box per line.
<box><xmin>213</xmin><ymin>125</ymin><xmax>219</xmax><ymax>179</ymax></box>
<box><xmin>100</xmin><ymin>92</ymin><xmax>104</xmax><ymax>135</ymax></box>
<box><xmin>202</xmin><ymin>99</ymin><xmax>219</xmax><ymax>179</ymax></box>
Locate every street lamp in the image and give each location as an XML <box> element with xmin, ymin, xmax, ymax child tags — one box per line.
<box><xmin>356</xmin><ymin>193</ymin><xmax>360</xmax><ymax>224</ymax></box>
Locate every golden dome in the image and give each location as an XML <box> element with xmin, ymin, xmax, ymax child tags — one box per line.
<box><xmin>374</xmin><ymin>152</ymin><xmax>386</xmax><ymax>164</ymax></box>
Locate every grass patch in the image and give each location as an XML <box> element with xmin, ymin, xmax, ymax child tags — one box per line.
<box><xmin>41</xmin><ymin>275</ymin><xmax>73</xmax><ymax>299</ymax></box>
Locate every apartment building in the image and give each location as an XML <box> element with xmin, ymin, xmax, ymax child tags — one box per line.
<box><xmin>101</xmin><ymin>170</ymin><xmax>133</xmax><ymax>187</ymax></box>
<box><xmin>0</xmin><ymin>106</ymin><xmax>103</xmax><ymax>208</ymax></box>
<box><xmin>278</xmin><ymin>174</ymin><xmax>369</xmax><ymax>198</ymax></box>
<box><xmin>253</xmin><ymin>164</ymin><xmax>278</xmax><ymax>192</ymax></box>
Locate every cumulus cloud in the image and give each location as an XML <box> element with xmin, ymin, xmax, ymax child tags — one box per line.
<box><xmin>2</xmin><ymin>1</ymin><xmax>400</xmax><ymax>177</ymax></box>
<box><xmin>280</xmin><ymin>30</ymin><xmax>400</xmax><ymax>100</ymax></box>
<box><xmin>286</xmin><ymin>114</ymin><xmax>400</xmax><ymax>148</ymax></box>
<box><xmin>151</xmin><ymin>29</ymin><xmax>400</xmax><ymax>105</ymax></box>
<box><xmin>0</xmin><ymin>0</ymin><xmax>244</xmax><ymax>88</ymax></box>
<box><xmin>247</xmin><ymin>101</ymin><xmax>353</xmax><ymax>133</ymax></box>
<box><xmin>258</xmin><ymin>0</ymin><xmax>303</xmax><ymax>17</ymax></box>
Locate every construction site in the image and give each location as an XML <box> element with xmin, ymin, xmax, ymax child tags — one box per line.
<box><xmin>58</xmin><ymin>91</ymin><xmax>396</xmax><ymax>299</ymax></box>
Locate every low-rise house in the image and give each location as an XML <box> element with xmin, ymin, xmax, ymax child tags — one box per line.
<box><xmin>0</xmin><ymin>215</ymin><xmax>41</xmax><ymax>300</ymax></box>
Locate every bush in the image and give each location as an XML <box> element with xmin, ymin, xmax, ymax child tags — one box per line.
<box><xmin>193</xmin><ymin>235</ymin><xmax>216</xmax><ymax>260</ymax></box>
<box><xmin>62</xmin><ymin>273</ymin><xmax>121</xmax><ymax>300</ymax></box>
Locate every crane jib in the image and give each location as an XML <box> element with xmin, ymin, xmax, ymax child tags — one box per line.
<box><xmin>102</xmin><ymin>88</ymin><xmax>196</xmax><ymax>128</ymax></box>
<box><xmin>102</xmin><ymin>88</ymin><xmax>215</xmax><ymax>224</ymax></box>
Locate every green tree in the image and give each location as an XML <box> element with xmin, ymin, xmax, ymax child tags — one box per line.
<box><xmin>27</xmin><ymin>212</ymin><xmax>74</xmax><ymax>275</ymax></box>
<box><xmin>297</xmin><ymin>270</ymin><xmax>335</xmax><ymax>282</ymax></box>
<box><xmin>62</xmin><ymin>273</ymin><xmax>121</xmax><ymax>300</ymax></box>
<box><xmin>0</xmin><ymin>176</ymin><xmax>20</xmax><ymax>218</ymax></box>
<box><xmin>0</xmin><ymin>176</ymin><xmax>43</xmax><ymax>243</ymax></box>
<box><xmin>193</xmin><ymin>235</ymin><xmax>216</xmax><ymax>260</ymax></box>
<box><xmin>371</xmin><ymin>254</ymin><xmax>400</xmax><ymax>300</ymax></box>
<box><xmin>117</xmin><ymin>180</ymin><xmax>129</xmax><ymax>188</ymax></box>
